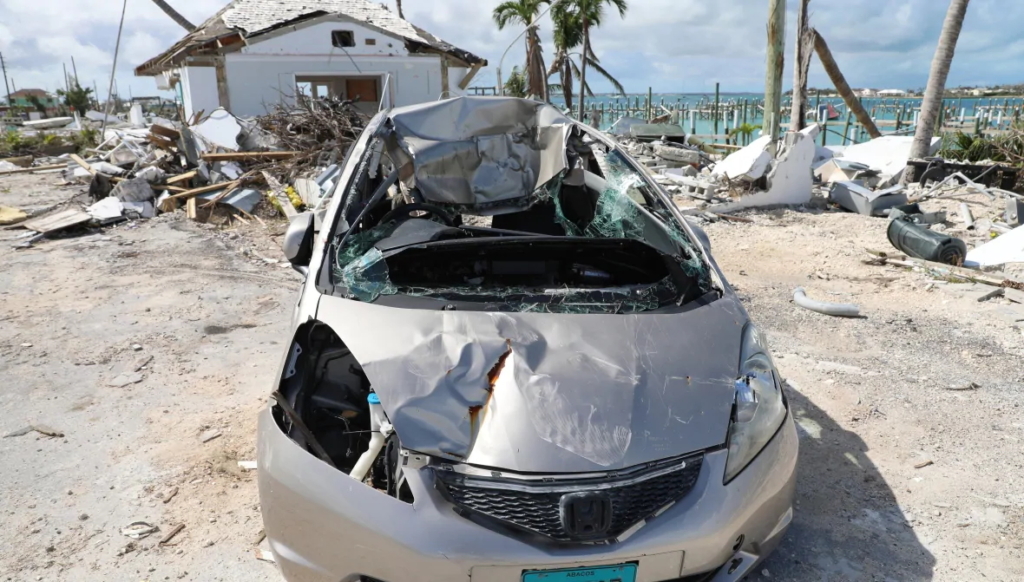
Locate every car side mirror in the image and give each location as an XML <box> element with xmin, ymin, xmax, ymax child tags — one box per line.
<box><xmin>283</xmin><ymin>212</ymin><xmax>315</xmax><ymax>272</ymax></box>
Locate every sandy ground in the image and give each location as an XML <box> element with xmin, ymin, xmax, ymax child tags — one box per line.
<box><xmin>1</xmin><ymin>173</ymin><xmax>1023</xmax><ymax>582</ymax></box>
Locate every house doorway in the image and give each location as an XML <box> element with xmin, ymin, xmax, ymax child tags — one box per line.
<box><xmin>295</xmin><ymin>75</ymin><xmax>383</xmax><ymax>114</ymax></box>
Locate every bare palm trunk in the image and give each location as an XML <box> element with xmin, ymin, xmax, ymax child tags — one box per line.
<box><xmin>150</xmin><ymin>0</ymin><xmax>195</xmax><ymax>32</ymax></box>
<box><xmin>561</xmin><ymin>56</ymin><xmax>574</xmax><ymax>112</ymax></box>
<box><xmin>763</xmin><ymin>0</ymin><xmax>786</xmax><ymax>141</ymax></box>
<box><xmin>906</xmin><ymin>0</ymin><xmax>971</xmax><ymax>183</ymax></box>
<box><xmin>812</xmin><ymin>30</ymin><xmax>881</xmax><ymax>139</ymax></box>
<box><xmin>396</xmin><ymin>0</ymin><xmax>405</xmax><ymax>19</ymax></box>
<box><xmin>577</xmin><ymin>15</ymin><xmax>589</xmax><ymax>121</ymax></box>
<box><xmin>527</xmin><ymin>30</ymin><xmax>548</xmax><ymax>101</ymax></box>
<box><xmin>789</xmin><ymin>0</ymin><xmax>813</xmax><ymax>132</ymax></box>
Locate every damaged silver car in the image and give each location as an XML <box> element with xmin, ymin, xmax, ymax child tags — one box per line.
<box><xmin>259</xmin><ymin>97</ymin><xmax>798</xmax><ymax>582</ymax></box>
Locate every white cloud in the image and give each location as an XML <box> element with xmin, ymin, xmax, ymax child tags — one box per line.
<box><xmin>0</xmin><ymin>0</ymin><xmax>1019</xmax><ymax>103</ymax></box>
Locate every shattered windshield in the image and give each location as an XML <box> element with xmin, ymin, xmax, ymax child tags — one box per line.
<box><xmin>326</xmin><ymin>98</ymin><xmax>712</xmax><ymax>314</ymax></box>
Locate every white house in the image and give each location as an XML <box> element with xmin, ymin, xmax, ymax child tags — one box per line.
<box><xmin>136</xmin><ymin>0</ymin><xmax>486</xmax><ymax>119</ymax></box>
<box><xmin>877</xmin><ymin>89</ymin><xmax>908</xmax><ymax>97</ymax></box>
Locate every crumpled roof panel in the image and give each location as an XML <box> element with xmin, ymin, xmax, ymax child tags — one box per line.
<box><xmin>136</xmin><ymin>0</ymin><xmax>484</xmax><ymax>76</ymax></box>
<box><xmin>222</xmin><ymin>0</ymin><xmax>432</xmax><ymax>42</ymax></box>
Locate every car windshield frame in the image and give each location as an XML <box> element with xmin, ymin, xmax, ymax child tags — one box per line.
<box><xmin>316</xmin><ymin>108</ymin><xmax>718</xmax><ymax>314</ymax></box>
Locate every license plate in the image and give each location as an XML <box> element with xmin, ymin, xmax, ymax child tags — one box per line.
<box><xmin>522</xmin><ymin>563</ymin><xmax>637</xmax><ymax>582</ymax></box>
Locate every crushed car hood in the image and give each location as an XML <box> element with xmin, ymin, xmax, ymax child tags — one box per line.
<box><xmin>383</xmin><ymin>97</ymin><xmax>572</xmax><ymax>211</ymax></box>
<box><xmin>316</xmin><ymin>294</ymin><xmax>748</xmax><ymax>473</ymax></box>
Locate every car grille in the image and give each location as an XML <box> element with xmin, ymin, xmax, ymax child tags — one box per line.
<box><xmin>434</xmin><ymin>453</ymin><xmax>703</xmax><ymax>542</ymax></box>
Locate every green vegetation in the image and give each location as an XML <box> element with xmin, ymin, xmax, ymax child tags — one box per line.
<box><xmin>493</xmin><ymin>0</ymin><xmax>550</xmax><ymax>100</ymax></box>
<box><xmin>548</xmin><ymin>0</ymin><xmax>628</xmax><ymax>113</ymax></box>
<box><xmin>937</xmin><ymin>123</ymin><xmax>1024</xmax><ymax>190</ymax></box>
<box><xmin>56</xmin><ymin>82</ymin><xmax>95</xmax><ymax>114</ymax></box>
<box><xmin>504</xmin><ymin>67</ymin><xmax>529</xmax><ymax>98</ymax></box>
<box><xmin>0</xmin><ymin>127</ymin><xmax>99</xmax><ymax>157</ymax></box>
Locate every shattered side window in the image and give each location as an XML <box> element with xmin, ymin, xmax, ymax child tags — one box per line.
<box><xmin>333</xmin><ymin>222</ymin><xmax>398</xmax><ymax>302</ymax></box>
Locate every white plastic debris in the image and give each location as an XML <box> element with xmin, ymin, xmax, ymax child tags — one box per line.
<box><xmin>135</xmin><ymin>166</ymin><xmax>166</xmax><ymax>184</ymax></box>
<box><xmin>129</xmin><ymin>104</ymin><xmax>146</xmax><ymax>128</ymax></box>
<box><xmin>964</xmin><ymin>224</ymin><xmax>1024</xmax><ymax>268</ymax></box>
<box><xmin>192</xmin><ymin>108</ymin><xmax>242</xmax><ymax>151</ymax></box>
<box><xmin>91</xmin><ymin>161</ymin><xmax>126</xmax><ymax>176</ymax></box>
<box><xmin>712</xmin><ymin>136</ymin><xmax>772</xmax><ymax>181</ymax></box>
<box><xmin>87</xmin><ymin>197</ymin><xmax>124</xmax><ymax>221</ymax></box>
<box><xmin>121</xmin><ymin>521</ymin><xmax>159</xmax><ymax>539</ymax></box>
<box><xmin>838</xmin><ymin>136</ymin><xmax>942</xmax><ymax>183</ymax></box>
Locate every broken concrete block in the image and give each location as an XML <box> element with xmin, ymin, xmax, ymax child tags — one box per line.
<box><xmin>713</xmin><ymin>125</ymin><xmax>819</xmax><ymax>211</ymax></box>
<box><xmin>109</xmin><ymin>372</ymin><xmax>144</xmax><ymax>388</ymax></box>
<box><xmin>653</xmin><ymin>144</ymin><xmax>702</xmax><ymax>165</ymax></box>
<box><xmin>829</xmin><ymin>182</ymin><xmax>908</xmax><ymax>216</ymax></box>
<box><xmin>712</xmin><ymin>136</ymin><xmax>772</xmax><ymax>182</ymax></box>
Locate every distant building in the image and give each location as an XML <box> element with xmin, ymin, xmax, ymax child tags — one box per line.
<box><xmin>855</xmin><ymin>89</ymin><xmax>878</xmax><ymax>98</ymax></box>
<box><xmin>8</xmin><ymin>89</ymin><xmax>60</xmax><ymax>110</ymax></box>
<box><xmin>877</xmin><ymin>89</ymin><xmax>908</xmax><ymax>97</ymax></box>
<box><xmin>135</xmin><ymin>0</ymin><xmax>487</xmax><ymax>119</ymax></box>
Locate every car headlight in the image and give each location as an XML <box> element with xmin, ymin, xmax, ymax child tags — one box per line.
<box><xmin>724</xmin><ymin>324</ymin><xmax>787</xmax><ymax>483</ymax></box>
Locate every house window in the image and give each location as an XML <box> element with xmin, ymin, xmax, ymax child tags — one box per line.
<box><xmin>331</xmin><ymin>30</ymin><xmax>355</xmax><ymax>48</ymax></box>
<box><xmin>365</xmin><ymin>38</ymin><xmax>377</xmax><ymax>46</ymax></box>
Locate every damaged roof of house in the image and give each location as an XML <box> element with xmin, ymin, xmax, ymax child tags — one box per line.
<box><xmin>135</xmin><ymin>0</ymin><xmax>486</xmax><ymax>76</ymax></box>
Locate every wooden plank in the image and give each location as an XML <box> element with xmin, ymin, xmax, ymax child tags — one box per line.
<box><xmin>200</xmin><ymin>151</ymin><xmax>300</xmax><ymax>162</ymax></box>
<box><xmin>167</xmin><ymin>180</ymin><xmax>240</xmax><ymax>201</ymax></box>
<box><xmin>69</xmin><ymin>154</ymin><xmax>96</xmax><ymax>176</ymax></box>
<box><xmin>21</xmin><ymin>208</ymin><xmax>92</xmax><ymax>233</ymax></box>
<box><xmin>164</xmin><ymin>170</ymin><xmax>197</xmax><ymax>185</ymax></box>
<box><xmin>149</xmin><ymin>124</ymin><xmax>181</xmax><ymax>140</ymax></box>
<box><xmin>0</xmin><ymin>163</ymin><xmax>67</xmax><ymax>176</ymax></box>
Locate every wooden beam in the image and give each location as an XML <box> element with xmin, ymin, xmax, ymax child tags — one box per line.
<box><xmin>0</xmin><ymin>163</ymin><xmax>67</xmax><ymax>176</ymax></box>
<box><xmin>166</xmin><ymin>180</ymin><xmax>240</xmax><ymax>201</ymax></box>
<box><xmin>215</xmin><ymin>57</ymin><xmax>231</xmax><ymax>111</ymax></box>
<box><xmin>458</xmin><ymin>63</ymin><xmax>484</xmax><ymax>91</ymax></box>
<box><xmin>164</xmin><ymin>170</ymin><xmax>197</xmax><ymax>185</ymax></box>
<box><xmin>69</xmin><ymin>154</ymin><xmax>96</xmax><ymax>175</ymax></box>
<box><xmin>200</xmin><ymin>151</ymin><xmax>300</xmax><ymax>161</ymax></box>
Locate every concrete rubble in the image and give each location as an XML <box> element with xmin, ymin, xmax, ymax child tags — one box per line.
<box><xmin>606</xmin><ymin>119</ymin><xmax>1022</xmax><ymax>275</ymax></box>
<box><xmin>0</xmin><ymin>97</ymin><xmax>368</xmax><ymax>241</ymax></box>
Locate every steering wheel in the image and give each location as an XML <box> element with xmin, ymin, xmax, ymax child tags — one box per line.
<box><xmin>380</xmin><ymin>203</ymin><xmax>456</xmax><ymax>227</ymax></box>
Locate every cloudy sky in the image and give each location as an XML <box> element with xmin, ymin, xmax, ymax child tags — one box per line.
<box><xmin>0</xmin><ymin>0</ymin><xmax>1021</xmax><ymax>101</ymax></box>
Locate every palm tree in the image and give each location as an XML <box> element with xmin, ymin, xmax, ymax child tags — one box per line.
<box><xmin>552</xmin><ymin>0</ymin><xmax>627</xmax><ymax>119</ymax></box>
<box><xmin>547</xmin><ymin>1</ymin><xmax>626</xmax><ymax>116</ymax></box>
<box><xmin>493</xmin><ymin>0</ymin><xmax>549</xmax><ymax>101</ymax></box>
<box><xmin>906</xmin><ymin>0</ymin><xmax>971</xmax><ymax>183</ymax></box>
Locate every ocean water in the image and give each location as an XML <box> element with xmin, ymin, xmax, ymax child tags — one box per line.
<box><xmin>549</xmin><ymin>92</ymin><xmax>1023</xmax><ymax>143</ymax></box>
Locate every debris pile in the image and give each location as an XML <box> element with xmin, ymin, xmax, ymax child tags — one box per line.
<box><xmin>607</xmin><ymin>116</ymin><xmax>1024</xmax><ymax>293</ymax></box>
<box><xmin>1</xmin><ymin>98</ymin><xmax>368</xmax><ymax>242</ymax></box>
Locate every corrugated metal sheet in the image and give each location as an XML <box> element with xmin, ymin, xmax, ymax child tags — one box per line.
<box><xmin>222</xmin><ymin>0</ymin><xmax>431</xmax><ymax>43</ymax></box>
